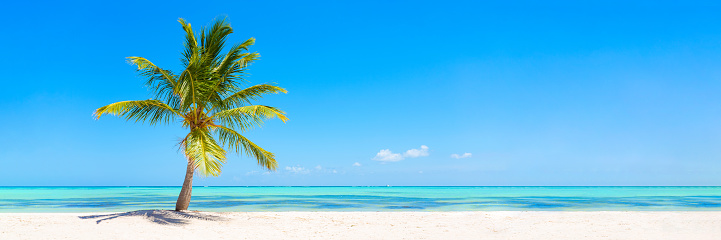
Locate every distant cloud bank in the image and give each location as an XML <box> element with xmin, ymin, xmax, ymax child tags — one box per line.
<box><xmin>373</xmin><ymin>145</ymin><xmax>430</xmax><ymax>162</ymax></box>
<box><xmin>285</xmin><ymin>166</ymin><xmax>310</xmax><ymax>174</ymax></box>
<box><xmin>283</xmin><ymin>165</ymin><xmax>340</xmax><ymax>174</ymax></box>
<box><xmin>450</xmin><ymin>153</ymin><xmax>472</xmax><ymax>159</ymax></box>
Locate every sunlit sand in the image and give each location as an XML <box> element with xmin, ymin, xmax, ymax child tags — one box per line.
<box><xmin>2</xmin><ymin>211</ymin><xmax>720</xmax><ymax>239</ymax></box>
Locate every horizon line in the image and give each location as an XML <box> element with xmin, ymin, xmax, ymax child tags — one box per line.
<box><xmin>1</xmin><ymin>185</ymin><xmax>720</xmax><ymax>187</ymax></box>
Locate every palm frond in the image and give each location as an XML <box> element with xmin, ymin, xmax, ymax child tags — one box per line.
<box><xmin>212</xmin><ymin>39</ymin><xmax>257</xmax><ymax>88</ymax></box>
<box><xmin>215</xmin><ymin>125</ymin><xmax>277</xmax><ymax>170</ymax></box>
<box><xmin>176</xmin><ymin>18</ymin><xmax>238</xmax><ymax>113</ymax></box>
<box><xmin>201</xmin><ymin>17</ymin><xmax>233</xmax><ymax>67</ymax></box>
<box><xmin>181</xmin><ymin>128</ymin><xmax>227</xmax><ymax>176</ymax></box>
<box><xmin>219</xmin><ymin>84</ymin><xmax>287</xmax><ymax>110</ymax></box>
<box><xmin>203</xmin><ymin>45</ymin><xmax>249</xmax><ymax>107</ymax></box>
<box><xmin>178</xmin><ymin>18</ymin><xmax>198</xmax><ymax>68</ymax></box>
<box><xmin>126</xmin><ymin>57</ymin><xmax>180</xmax><ymax>108</ymax></box>
<box><xmin>94</xmin><ymin>100</ymin><xmax>181</xmax><ymax>125</ymax></box>
<box><xmin>212</xmin><ymin>105</ymin><xmax>288</xmax><ymax>131</ymax></box>
<box><xmin>209</xmin><ymin>52</ymin><xmax>260</xmax><ymax>103</ymax></box>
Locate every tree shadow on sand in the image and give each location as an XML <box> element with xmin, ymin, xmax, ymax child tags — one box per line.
<box><xmin>79</xmin><ymin>210</ymin><xmax>228</xmax><ymax>225</ymax></box>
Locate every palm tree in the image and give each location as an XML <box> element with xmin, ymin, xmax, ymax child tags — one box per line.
<box><xmin>94</xmin><ymin>18</ymin><xmax>287</xmax><ymax>211</ymax></box>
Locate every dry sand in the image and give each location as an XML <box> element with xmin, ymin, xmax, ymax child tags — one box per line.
<box><xmin>1</xmin><ymin>211</ymin><xmax>720</xmax><ymax>239</ymax></box>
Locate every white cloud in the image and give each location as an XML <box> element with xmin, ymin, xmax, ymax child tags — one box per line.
<box><xmin>285</xmin><ymin>166</ymin><xmax>310</xmax><ymax>174</ymax></box>
<box><xmin>246</xmin><ymin>170</ymin><xmax>272</xmax><ymax>175</ymax></box>
<box><xmin>403</xmin><ymin>145</ymin><xmax>429</xmax><ymax>158</ymax></box>
<box><xmin>281</xmin><ymin>165</ymin><xmax>340</xmax><ymax>174</ymax></box>
<box><xmin>373</xmin><ymin>145</ymin><xmax>430</xmax><ymax>162</ymax></box>
<box><xmin>373</xmin><ymin>149</ymin><xmax>404</xmax><ymax>162</ymax></box>
<box><xmin>353</xmin><ymin>162</ymin><xmax>362</xmax><ymax>167</ymax></box>
<box><xmin>450</xmin><ymin>153</ymin><xmax>472</xmax><ymax>159</ymax></box>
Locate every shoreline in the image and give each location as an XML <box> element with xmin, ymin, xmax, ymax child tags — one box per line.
<box><xmin>2</xmin><ymin>211</ymin><xmax>720</xmax><ymax>239</ymax></box>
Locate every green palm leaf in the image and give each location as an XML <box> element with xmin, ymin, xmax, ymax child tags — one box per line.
<box><xmin>94</xmin><ymin>100</ymin><xmax>181</xmax><ymax>125</ymax></box>
<box><xmin>126</xmin><ymin>57</ymin><xmax>181</xmax><ymax>108</ymax></box>
<box><xmin>212</xmin><ymin>105</ymin><xmax>288</xmax><ymax>131</ymax></box>
<box><xmin>220</xmin><ymin>84</ymin><xmax>287</xmax><ymax>109</ymax></box>
<box><xmin>216</xmin><ymin>125</ymin><xmax>277</xmax><ymax>170</ymax></box>
<box><xmin>181</xmin><ymin>129</ymin><xmax>227</xmax><ymax>176</ymax></box>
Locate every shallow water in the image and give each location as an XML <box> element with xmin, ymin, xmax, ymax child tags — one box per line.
<box><xmin>1</xmin><ymin>186</ymin><xmax>720</xmax><ymax>212</ymax></box>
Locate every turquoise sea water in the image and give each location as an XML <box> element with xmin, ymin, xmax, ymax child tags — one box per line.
<box><xmin>1</xmin><ymin>186</ymin><xmax>720</xmax><ymax>212</ymax></box>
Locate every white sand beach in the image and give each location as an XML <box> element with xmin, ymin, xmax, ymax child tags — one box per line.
<box><xmin>1</xmin><ymin>211</ymin><xmax>719</xmax><ymax>239</ymax></box>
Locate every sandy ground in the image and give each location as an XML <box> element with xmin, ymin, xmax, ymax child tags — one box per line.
<box><xmin>1</xmin><ymin>211</ymin><xmax>720</xmax><ymax>239</ymax></box>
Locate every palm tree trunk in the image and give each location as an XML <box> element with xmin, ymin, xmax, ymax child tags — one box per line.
<box><xmin>175</xmin><ymin>159</ymin><xmax>194</xmax><ymax>211</ymax></box>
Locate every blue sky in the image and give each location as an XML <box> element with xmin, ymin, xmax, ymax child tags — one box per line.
<box><xmin>2</xmin><ymin>1</ymin><xmax>721</xmax><ymax>186</ymax></box>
